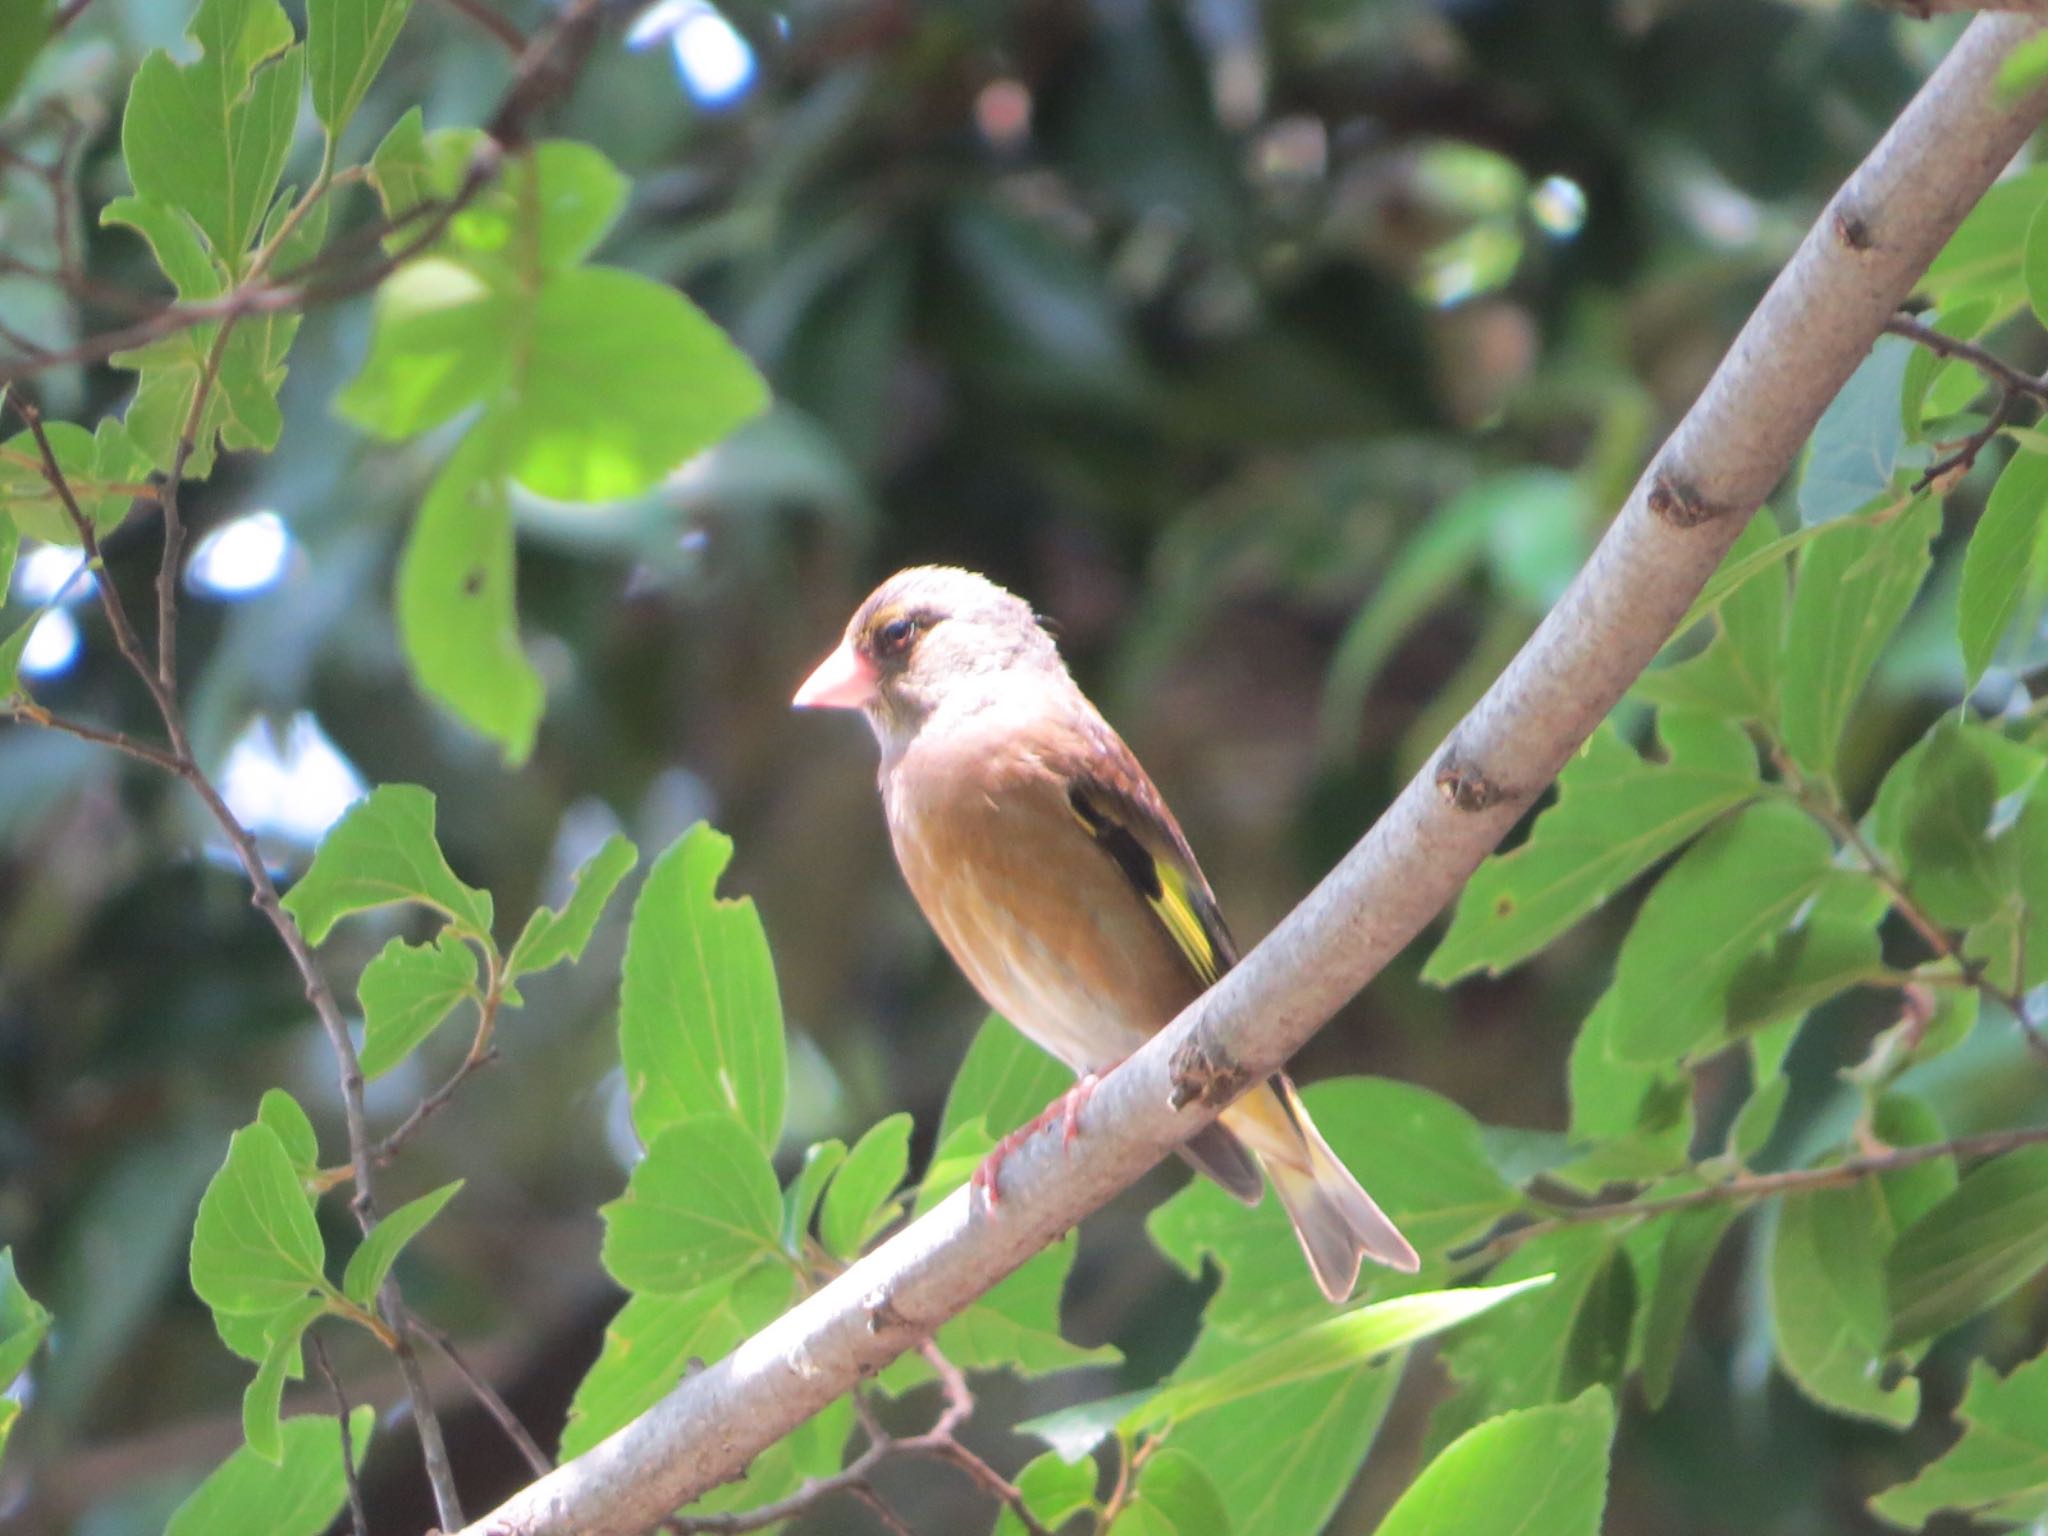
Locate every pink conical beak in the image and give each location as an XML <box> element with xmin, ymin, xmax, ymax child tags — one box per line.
<box><xmin>792</xmin><ymin>642</ymin><xmax>878</xmax><ymax>709</ymax></box>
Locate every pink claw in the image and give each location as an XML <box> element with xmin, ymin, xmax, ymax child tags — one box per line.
<box><xmin>971</xmin><ymin>1064</ymin><xmax>1124</xmax><ymax>1211</ymax></box>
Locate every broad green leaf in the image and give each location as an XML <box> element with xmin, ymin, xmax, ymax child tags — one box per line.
<box><xmin>396</xmin><ymin>428</ymin><xmax>543</xmax><ymax>764</ymax></box>
<box><xmin>1920</xmin><ymin>165</ymin><xmax>2048</xmax><ymax>310</ymax></box>
<box><xmin>619</xmin><ymin>824</ymin><xmax>787</xmax><ymax>1152</ymax></box>
<box><xmin>1779</xmin><ymin>498</ymin><xmax>1939</xmax><ymax>785</ymax></box>
<box><xmin>1425</xmin><ymin>712</ymin><xmax>1758</xmax><ymax>983</ymax></box>
<box><xmin>242</xmin><ymin>1294</ymin><xmax>325</xmax><ymax>1464</ymax></box>
<box><xmin>1770</xmin><ymin>1096</ymin><xmax>1953</xmax><ymax>1425</ymax></box>
<box><xmin>938</xmin><ymin>1230</ymin><xmax>1118</xmax><ymax>1377</ymax></box>
<box><xmin>818</xmin><ymin>1112</ymin><xmax>911</xmax><ymax>1261</ymax></box>
<box><xmin>336</xmin><ymin>256</ymin><xmax>512</xmax><ymax>438</ymax></box>
<box><xmin>781</xmin><ymin>1139</ymin><xmax>845</xmax><ymax>1253</ymax></box>
<box><xmin>0</xmin><ymin>419</ymin><xmax>152</xmax><ymax>544</ymax></box>
<box><xmin>102</xmin><ymin>196</ymin><xmax>226</xmax><ymax>300</ymax></box>
<box><xmin>366</xmin><ymin>105</ymin><xmax>428</xmax><ymax>223</ymax></box>
<box><xmin>342</xmin><ymin>1180</ymin><xmax>462</xmax><ymax>1305</ymax></box>
<box><xmin>189</xmin><ymin>1124</ymin><xmax>329</xmax><ymax>1317</ymax></box>
<box><xmin>500</xmin><ymin>266</ymin><xmax>770</xmax><ymax>503</ymax></box>
<box><xmin>1634</xmin><ymin>511</ymin><xmax>1787</xmax><ymax>722</ymax></box>
<box><xmin>1018</xmin><ymin>1390</ymin><xmax>1152</xmax><ymax>1464</ymax></box>
<box><xmin>307</xmin><ymin>0</ymin><xmax>412</xmax><ymax>133</ymax></box>
<box><xmin>1431</xmin><ymin>1229</ymin><xmax>1616</xmax><ymax>1445</ymax></box>
<box><xmin>1162</xmin><ymin>1339</ymin><xmax>1399</xmax><ymax>1536</ymax></box>
<box><xmin>0</xmin><ymin>520</ymin><xmax>16</xmax><ymax>611</ymax></box>
<box><xmin>1726</xmin><ymin>1017</ymin><xmax>1800</xmax><ymax>1161</ymax></box>
<box><xmin>995</xmin><ymin>1452</ymin><xmax>1098</xmax><ymax>1536</ymax></box>
<box><xmin>1562</xmin><ymin>986</ymin><xmax>1692</xmax><ymax>1183</ymax></box>
<box><xmin>1871</xmin><ymin>1346</ymin><xmax>2048</xmax><ymax>1529</ymax></box>
<box><xmin>0</xmin><ymin>0</ymin><xmax>46</xmax><ymax>115</ymax></box>
<box><xmin>0</xmin><ymin>610</ymin><xmax>38</xmax><ymax>700</ymax></box>
<box><xmin>121</xmin><ymin>0</ymin><xmax>303</xmax><ymax>269</ymax></box>
<box><xmin>1888</xmin><ymin>1145</ymin><xmax>2048</xmax><ymax>1347</ymax></box>
<box><xmin>1903</xmin><ymin>302</ymin><xmax>1994</xmax><ymax>429</ymax></box>
<box><xmin>1151</xmin><ymin>1079</ymin><xmax>1520</xmax><ymax>1335</ymax></box>
<box><xmin>1607</xmin><ymin>801</ymin><xmax>1838</xmax><ymax>1063</ymax></box>
<box><xmin>282</xmin><ymin>783</ymin><xmax>490</xmax><ymax>943</ymax></box>
<box><xmin>255</xmin><ymin>1089</ymin><xmax>319</xmax><ymax>1179</ymax></box>
<box><xmin>1959</xmin><ymin>448</ymin><xmax>2048</xmax><ymax>688</ymax></box>
<box><xmin>164</xmin><ymin>1407</ymin><xmax>374</xmax><ymax>1536</ymax></box>
<box><xmin>1560</xmin><ymin>1246</ymin><xmax>1636</xmax><ymax>1400</ymax></box>
<box><xmin>1133</xmin><ymin>1277</ymin><xmax>1551</xmax><ymax>1430</ymax></box>
<box><xmin>356</xmin><ymin>934</ymin><xmax>477</xmax><ymax>1080</ymax></box>
<box><xmin>0</xmin><ymin>1248</ymin><xmax>52</xmax><ymax>1388</ymax></box>
<box><xmin>1114</xmin><ymin>1450</ymin><xmax>1229</xmax><ymax>1536</ymax></box>
<box><xmin>1635</xmin><ymin>1204</ymin><xmax>1738</xmax><ymax>1411</ymax></box>
<box><xmin>937</xmin><ymin>1014</ymin><xmax>1072</xmax><ymax>1150</ymax></box>
<box><xmin>1725</xmin><ymin>916</ymin><xmax>1886</xmax><ymax>1038</ymax></box>
<box><xmin>1872</xmin><ymin>719</ymin><xmax>2047</xmax><ymax>862</ymax></box>
<box><xmin>600</xmin><ymin>1116</ymin><xmax>784</xmax><ymax>1294</ymax></box>
<box><xmin>2000</xmin><ymin>30</ymin><xmax>2048</xmax><ymax>100</ymax></box>
<box><xmin>559</xmin><ymin>1264</ymin><xmax>794</xmax><ymax>1457</ymax></box>
<box><xmin>1898</xmin><ymin>719</ymin><xmax>2020</xmax><ymax>927</ymax></box>
<box><xmin>1798</xmin><ymin>337</ymin><xmax>1915</xmax><ymax>526</ymax></box>
<box><xmin>1378</xmin><ymin>1388</ymin><xmax>1614</xmax><ymax>1536</ymax></box>
<box><xmin>505</xmin><ymin>832</ymin><xmax>638</xmax><ymax>980</ymax></box>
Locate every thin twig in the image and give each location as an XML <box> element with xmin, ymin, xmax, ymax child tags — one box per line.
<box><xmin>407</xmin><ymin>1307</ymin><xmax>554</xmax><ymax>1480</ymax></box>
<box><xmin>436</xmin><ymin>0</ymin><xmax>529</xmax><ymax>54</ymax></box>
<box><xmin>1</xmin><ymin>705</ymin><xmax>184</xmax><ymax>774</ymax></box>
<box><xmin>372</xmin><ymin>991</ymin><xmax>504</xmax><ymax>1166</ymax></box>
<box><xmin>1462</xmin><ymin>1119</ymin><xmax>2048</xmax><ymax>1265</ymax></box>
<box><xmin>309</xmin><ymin>1334</ymin><xmax>371</xmax><ymax>1536</ymax></box>
<box><xmin>849</xmin><ymin>1485</ymin><xmax>917</xmax><ymax>1536</ymax></box>
<box><xmin>1913</xmin><ymin>385</ymin><xmax>2019</xmax><ymax>492</ymax></box>
<box><xmin>1884</xmin><ymin>312</ymin><xmax>2048</xmax><ymax>401</ymax></box>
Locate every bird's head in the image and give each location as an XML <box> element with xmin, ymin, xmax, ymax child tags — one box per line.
<box><xmin>792</xmin><ymin>566</ymin><xmax>1062</xmax><ymax>747</ymax></box>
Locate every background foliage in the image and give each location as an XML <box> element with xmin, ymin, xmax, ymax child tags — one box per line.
<box><xmin>4</xmin><ymin>1</ymin><xmax>2048</xmax><ymax>1533</ymax></box>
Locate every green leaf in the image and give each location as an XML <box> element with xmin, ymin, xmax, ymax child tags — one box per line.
<box><xmin>0</xmin><ymin>610</ymin><xmax>38</xmax><ymax>701</ymax></box>
<box><xmin>282</xmin><ymin>784</ymin><xmax>491</xmax><ymax>943</ymax></box>
<box><xmin>256</xmin><ymin>1089</ymin><xmax>319</xmax><ymax>1178</ymax></box>
<box><xmin>1898</xmin><ymin>719</ymin><xmax>2021</xmax><ymax>927</ymax></box>
<box><xmin>1999</xmin><ymin>30</ymin><xmax>2048</xmax><ymax>99</ymax></box>
<box><xmin>0</xmin><ymin>1248</ymin><xmax>52</xmax><ymax>1388</ymax></box>
<box><xmin>1770</xmin><ymin>1097</ymin><xmax>1953</xmax><ymax>1425</ymax></box>
<box><xmin>781</xmin><ymin>1139</ymin><xmax>845</xmax><ymax>1253</ymax></box>
<box><xmin>367</xmin><ymin>105</ymin><xmax>428</xmax><ymax>222</ymax></box>
<box><xmin>121</xmin><ymin>0</ymin><xmax>303</xmax><ymax>270</ymax></box>
<box><xmin>0</xmin><ymin>0</ymin><xmax>47</xmax><ymax>116</ymax></box>
<box><xmin>1606</xmin><ymin>801</ymin><xmax>1839</xmax><ymax>1064</ymax></box>
<box><xmin>1133</xmin><ymin>1277</ymin><xmax>1551</xmax><ymax>1431</ymax></box>
<box><xmin>1113</xmin><ymin>1449</ymin><xmax>1230</xmax><ymax>1536</ymax></box>
<box><xmin>1921</xmin><ymin>165</ymin><xmax>2048</xmax><ymax>310</ymax></box>
<box><xmin>939</xmin><ymin>1229</ymin><xmax>1119</xmax><ymax>1378</ymax></box>
<box><xmin>1635</xmin><ymin>1205</ymin><xmax>1738</xmax><ymax>1411</ymax></box>
<box><xmin>336</xmin><ymin>256</ymin><xmax>513</xmax><ymax>438</ymax></box>
<box><xmin>1779</xmin><ymin>498</ymin><xmax>1939</xmax><ymax>785</ymax></box>
<box><xmin>307</xmin><ymin>0</ymin><xmax>411</xmax><ymax>133</ymax></box>
<box><xmin>1799</xmin><ymin>337</ymin><xmax>1916</xmax><ymax>526</ymax></box>
<box><xmin>560</xmin><ymin>1264</ymin><xmax>794</xmax><ymax>1457</ymax></box>
<box><xmin>681</xmin><ymin>1395</ymin><xmax>855</xmax><ymax>1525</ymax></box>
<box><xmin>396</xmin><ymin>427</ymin><xmax>545</xmax><ymax>765</ymax></box>
<box><xmin>995</xmin><ymin>1452</ymin><xmax>1098</xmax><ymax>1536</ymax></box>
<box><xmin>242</xmin><ymin>1295</ymin><xmax>325</xmax><ymax>1464</ymax></box>
<box><xmin>1425</xmin><ymin>712</ymin><xmax>1758</xmax><ymax>983</ymax></box>
<box><xmin>1151</xmin><ymin>1080</ymin><xmax>1519</xmax><ymax>1335</ymax></box>
<box><xmin>356</xmin><ymin>933</ymin><xmax>478</xmax><ymax>1081</ymax></box>
<box><xmin>1563</xmin><ymin>986</ymin><xmax>1691</xmax><ymax>1182</ymax></box>
<box><xmin>1725</xmin><ymin>915</ymin><xmax>1886</xmax><ymax>1038</ymax></box>
<box><xmin>1888</xmin><ymin>1145</ymin><xmax>2048</xmax><ymax>1347</ymax></box>
<box><xmin>505</xmin><ymin>832</ymin><xmax>638</xmax><ymax>980</ymax></box>
<box><xmin>1959</xmin><ymin>449</ymin><xmax>2048</xmax><ymax>689</ymax></box>
<box><xmin>102</xmin><ymin>195</ymin><xmax>226</xmax><ymax>300</ymax></box>
<box><xmin>190</xmin><ymin>1124</ymin><xmax>329</xmax><ymax>1317</ymax></box>
<box><xmin>1871</xmin><ymin>1346</ymin><xmax>2048</xmax><ymax>1529</ymax></box>
<box><xmin>818</xmin><ymin>1112</ymin><xmax>911</xmax><ymax>1261</ymax></box>
<box><xmin>600</xmin><ymin>1116</ymin><xmax>784</xmax><ymax>1294</ymax></box>
<box><xmin>342</xmin><ymin>1180</ymin><xmax>461</xmax><ymax>1305</ymax></box>
<box><xmin>619</xmin><ymin>824</ymin><xmax>787</xmax><ymax>1152</ymax></box>
<box><xmin>937</xmin><ymin>1014</ymin><xmax>1072</xmax><ymax>1151</ymax></box>
<box><xmin>1377</xmin><ymin>1388</ymin><xmax>1615</xmax><ymax>1536</ymax></box>
<box><xmin>1018</xmin><ymin>1391</ymin><xmax>1152</xmax><ymax>1464</ymax></box>
<box><xmin>1634</xmin><ymin>511</ymin><xmax>1788</xmax><ymax>723</ymax></box>
<box><xmin>500</xmin><ymin>266</ymin><xmax>770</xmax><ymax>503</ymax></box>
<box><xmin>164</xmin><ymin>1407</ymin><xmax>374</xmax><ymax>1536</ymax></box>
<box><xmin>0</xmin><ymin>419</ymin><xmax>152</xmax><ymax>544</ymax></box>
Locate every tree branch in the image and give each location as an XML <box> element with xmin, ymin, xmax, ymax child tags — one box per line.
<box><xmin>449</xmin><ymin>17</ymin><xmax>2048</xmax><ymax>1536</ymax></box>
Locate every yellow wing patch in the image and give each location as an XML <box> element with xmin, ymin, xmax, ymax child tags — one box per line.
<box><xmin>1150</xmin><ymin>860</ymin><xmax>1222</xmax><ymax>986</ymax></box>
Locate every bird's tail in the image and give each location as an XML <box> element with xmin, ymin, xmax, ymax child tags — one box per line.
<box><xmin>1223</xmin><ymin>1075</ymin><xmax>1420</xmax><ymax>1301</ymax></box>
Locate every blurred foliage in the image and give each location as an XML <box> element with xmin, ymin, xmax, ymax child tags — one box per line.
<box><xmin>5</xmin><ymin>0</ymin><xmax>2048</xmax><ymax>1533</ymax></box>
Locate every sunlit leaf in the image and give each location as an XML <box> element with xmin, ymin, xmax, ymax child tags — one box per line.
<box><xmin>1959</xmin><ymin>448</ymin><xmax>2048</xmax><ymax>689</ymax></box>
<box><xmin>1888</xmin><ymin>1146</ymin><xmax>2048</xmax><ymax>1348</ymax></box>
<box><xmin>1379</xmin><ymin>1388</ymin><xmax>1614</xmax><ymax>1536</ymax></box>
<box><xmin>281</xmin><ymin>783</ymin><xmax>490</xmax><ymax>943</ymax></box>
<box><xmin>817</xmin><ymin>1112</ymin><xmax>911</xmax><ymax>1261</ymax></box>
<box><xmin>505</xmin><ymin>833</ymin><xmax>638</xmax><ymax>980</ymax></box>
<box><xmin>342</xmin><ymin>1180</ymin><xmax>462</xmax><ymax>1305</ymax></box>
<box><xmin>1871</xmin><ymin>1346</ymin><xmax>2048</xmax><ymax>1528</ymax></box>
<box><xmin>164</xmin><ymin>1408</ymin><xmax>374</xmax><ymax>1536</ymax></box>
<box><xmin>307</xmin><ymin>0</ymin><xmax>412</xmax><ymax>133</ymax></box>
<box><xmin>189</xmin><ymin>1124</ymin><xmax>329</xmax><ymax>1317</ymax></box>
<box><xmin>357</xmin><ymin>934</ymin><xmax>477</xmax><ymax>1081</ymax></box>
<box><xmin>600</xmin><ymin>1116</ymin><xmax>784</xmax><ymax>1294</ymax></box>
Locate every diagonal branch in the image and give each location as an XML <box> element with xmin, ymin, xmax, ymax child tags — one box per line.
<box><xmin>449</xmin><ymin>16</ymin><xmax>2048</xmax><ymax>1536</ymax></box>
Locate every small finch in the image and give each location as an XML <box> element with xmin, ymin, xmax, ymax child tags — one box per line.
<box><xmin>793</xmin><ymin>566</ymin><xmax>1418</xmax><ymax>1300</ymax></box>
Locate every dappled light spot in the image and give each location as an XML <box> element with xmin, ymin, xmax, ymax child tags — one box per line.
<box><xmin>185</xmin><ymin>510</ymin><xmax>294</xmax><ymax>599</ymax></box>
<box><xmin>218</xmin><ymin>712</ymin><xmax>367</xmax><ymax>847</ymax></box>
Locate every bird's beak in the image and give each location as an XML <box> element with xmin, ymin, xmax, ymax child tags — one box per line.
<box><xmin>792</xmin><ymin>642</ymin><xmax>878</xmax><ymax>710</ymax></box>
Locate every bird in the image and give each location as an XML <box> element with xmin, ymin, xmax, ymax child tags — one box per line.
<box><xmin>791</xmin><ymin>566</ymin><xmax>1419</xmax><ymax>1300</ymax></box>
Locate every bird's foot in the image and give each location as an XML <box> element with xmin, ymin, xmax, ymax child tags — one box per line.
<box><xmin>970</xmin><ymin>1063</ymin><xmax>1125</xmax><ymax>1211</ymax></box>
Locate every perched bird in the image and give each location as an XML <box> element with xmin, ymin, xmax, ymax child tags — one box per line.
<box><xmin>792</xmin><ymin>566</ymin><xmax>1419</xmax><ymax>1300</ymax></box>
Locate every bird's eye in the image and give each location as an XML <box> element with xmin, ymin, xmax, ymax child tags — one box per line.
<box><xmin>875</xmin><ymin>615</ymin><xmax>919</xmax><ymax>656</ymax></box>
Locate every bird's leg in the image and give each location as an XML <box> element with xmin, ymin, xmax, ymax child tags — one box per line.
<box><xmin>971</xmin><ymin>1061</ymin><xmax>1125</xmax><ymax>1211</ymax></box>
